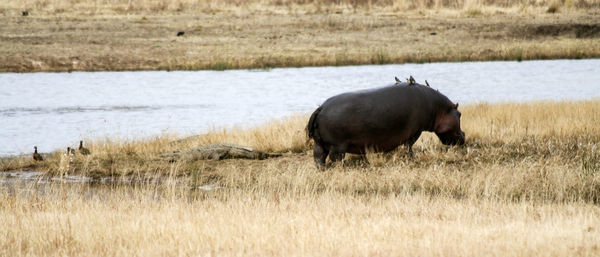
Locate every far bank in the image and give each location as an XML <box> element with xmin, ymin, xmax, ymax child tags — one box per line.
<box><xmin>1</xmin><ymin>7</ymin><xmax>599</xmax><ymax>72</ymax></box>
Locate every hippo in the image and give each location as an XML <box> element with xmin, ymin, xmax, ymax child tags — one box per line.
<box><xmin>306</xmin><ymin>80</ymin><xmax>465</xmax><ymax>169</ymax></box>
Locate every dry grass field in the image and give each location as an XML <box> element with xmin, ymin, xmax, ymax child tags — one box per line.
<box><xmin>1</xmin><ymin>100</ymin><xmax>600</xmax><ymax>256</ymax></box>
<box><xmin>2</xmin><ymin>2</ymin><xmax>599</xmax><ymax>255</ymax></box>
<box><xmin>2</xmin><ymin>186</ymin><xmax>599</xmax><ymax>256</ymax></box>
<box><xmin>1</xmin><ymin>0</ymin><xmax>599</xmax><ymax>72</ymax></box>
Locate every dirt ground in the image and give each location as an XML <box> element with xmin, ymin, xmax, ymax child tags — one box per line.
<box><xmin>1</xmin><ymin>9</ymin><xmax>599</xmax><ymax>72</ymax></box>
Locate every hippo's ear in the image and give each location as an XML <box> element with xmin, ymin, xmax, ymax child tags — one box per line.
<box><xmin>453</xmin><ymin>103</ymin><xmax>459</xmax><ymax>109</ymax></box>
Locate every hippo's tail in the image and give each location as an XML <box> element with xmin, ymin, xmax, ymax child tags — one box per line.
<box><xmin>306</xmin><ymin>106</ymin><xmax>323</xmax><ymax>145</ymax></box>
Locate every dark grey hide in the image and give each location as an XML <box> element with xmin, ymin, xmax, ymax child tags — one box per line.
<box><xmin>307</xmin><ymin>82</ymin><xmax>465</xmax><ymax>169</ymax></box>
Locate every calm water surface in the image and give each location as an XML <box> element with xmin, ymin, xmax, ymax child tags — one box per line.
<box><xmin>1</xmin><ymin>59</ymin><xmax>599</xmax><ymax>156</ymax></box>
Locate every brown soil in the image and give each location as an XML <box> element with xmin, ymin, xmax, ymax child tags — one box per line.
<box><xmin>1</xmin><ymin>10</ymin><xmax>599</xmax><ymax>72</ymax></box>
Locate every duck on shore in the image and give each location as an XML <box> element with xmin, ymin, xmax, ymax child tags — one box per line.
<box><xmin>33</xmin><ymin>146</ymin><xmax>43</xmax><ymax>161</ymax></box>
<box><xmin>79</xmin><ymin>140</ymin><xmax>91</xmax><ymax>155</ymax></box>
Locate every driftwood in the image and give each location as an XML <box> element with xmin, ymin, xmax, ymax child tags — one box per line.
<box><xmin>160</xmin><ymin>143</ymin><xmax>282</xmax><ymax>162</ymax></box>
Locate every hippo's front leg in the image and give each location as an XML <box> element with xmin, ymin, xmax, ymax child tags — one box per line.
<box><xmin>404</xmin><ymin>131</ymin><xmax>422</xmax><ymax>156</ymax></box>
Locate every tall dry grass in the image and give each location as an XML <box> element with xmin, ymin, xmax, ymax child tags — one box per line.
<box><xmin>2</xmin><ymin>100</ymin><xmax>600</xmax><ymax>255</ymax></box>
<box><xmin>1</xmin><ymin>183</ymin><xmax>599</xmax><ymax>256</ymax></box>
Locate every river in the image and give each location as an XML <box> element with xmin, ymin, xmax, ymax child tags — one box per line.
<box><xmin>1</xmin><ymin>59</ymin><xmax>599</xmax><ymax>156</ymax></box>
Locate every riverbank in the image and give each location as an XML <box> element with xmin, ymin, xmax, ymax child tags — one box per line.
<box><xmin>1</xmin><ymin>1</ymin><xmax>599</xmax><ymax>72</ymax></box>
<box><xmin>2</xmin><ymin>100</ymin><xmax>600</xmax><ymax>256</ymax></box>
<box><xmin>2</xmin><ymin>100</ymin><xmax>600</xmax><ymax>201</ymax></box>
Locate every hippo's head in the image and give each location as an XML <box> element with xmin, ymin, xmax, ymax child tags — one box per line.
<box><xmin>435</xmin><ymin>103</ymin><xmax>465</xmax><ymax>145</ymax></box>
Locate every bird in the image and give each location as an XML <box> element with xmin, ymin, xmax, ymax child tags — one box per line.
<box><xmin>176</xmin><ymin>31</ymin><xmax>185</xmax><ymax>36</ymax></box>
<box><xmin>407</xmin><ymin>76</ymin><xmax>416</xmax><ymax>85</ymax></box>
<box><xmin>395</xmin><ymin>76</ymin><xmax>401</xmax><ymax>83</ymax></box>
<box><xmin>33</xmin><ymin>146</ymin><xmax>43</xmax><ymax>161</ymax></box>
<box><xmin>22</xmin><ymin>11</ymin><xmax>29</xmax><ymax>16</ymax></box>
<box><xmin>66</xmin><ymin>147</ymin><xmax>75</xmax><ymax>155</ymax></box>
<box><xmin>425</xmin><ymin>80</ymin><xmax>430</xmax><ymax>87</ymax></box>
<box><xmin>78</xmin><ymin>140</ymin><xmax>91</xmax><ymax>155</ymax></box>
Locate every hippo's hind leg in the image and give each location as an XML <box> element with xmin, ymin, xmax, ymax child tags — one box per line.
<box><xmin>313</xmin><ymin>143</ymin><xmax>329</xmax><ymax>170</ymax></box>
<box><xmin>329</xmin><ymin>151</ymin><xmax>345</xmax><ymax>162</ymax></box>
<box><xmin>328</xmin><ymin>145</ymin><xmax>346</xmax><ymax>163</ymax></box>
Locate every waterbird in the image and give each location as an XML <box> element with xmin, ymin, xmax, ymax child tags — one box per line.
<box><xmin>33</xmin><ymin>146</ymin><xmax>43</xmax><ymax>161</ymax></box>
<box><xmin>79</xmin><ymin>140</ymin><xmax>91</xmax><ymax>155</ymax></box>
<box><xmin>177</xmin><ymin>31</ymin><xmax>185</xmax><ymax>36</ymax></box>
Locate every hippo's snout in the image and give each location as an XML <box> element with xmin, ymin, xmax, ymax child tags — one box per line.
<box><xmin>440</xmin><ymin>131</ymin><xmax>465</xmax><ymax>146</ymax></box>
